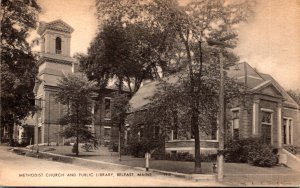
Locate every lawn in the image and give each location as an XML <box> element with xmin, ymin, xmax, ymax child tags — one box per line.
<box><xmin>24</xmin><ymin>145</ymin><xmax>300</xmax><ymax>185</ymax></box>
<box><xmin>32</xmin><ymin>145</ymin><xmax>298</xmax><ymax>176</ymax></box>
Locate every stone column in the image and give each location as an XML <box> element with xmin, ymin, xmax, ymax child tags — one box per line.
<box><xmin>45</xmin><ymin>34</ymin><xmax>49</xmax><ymax>53</ymax></box>
<box><xmin>41</xmin><ymin>37</ymin><xmax>45</xmax><ymax>53</ymax></box>
<box><xmin>67</xmin><ymin>37</ymin><xmax>70</xmax><ymax>56</ymax></box>
<box><xmin>252</xmin><ymin>98</ymin><xmax>260</xmax><ymax>136</ymax></box>
<box><xmin>290</xmin><ymin>120</ymin><xmax>293</xmax><ymax>145</ymax></box>
<box><xmin>277</xmin><ymin>102</ymin><xmax>282</xmax><ymax>148</ymax></box>
<box><xmin>285</xmin><ymin>120</ymin><xmax>289</xmax><ymax>144</ymax></box>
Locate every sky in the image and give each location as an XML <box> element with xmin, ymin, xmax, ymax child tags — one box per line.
<box><xmin>31</xmin><ymin>0</ymin><xmax>300</xmax><ymax>90</ymax></box>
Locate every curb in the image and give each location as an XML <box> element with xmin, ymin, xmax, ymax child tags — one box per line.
<box><xmin>11</xmin><ymin>147</ymin><xmax>217</xmax><ymax>182</ymax></box>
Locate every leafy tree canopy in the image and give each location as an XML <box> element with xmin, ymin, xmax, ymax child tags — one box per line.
<box><xmin>56</xmin><ymin>73</ymin><xmax>97</xmax><ymax>155</ymax></box>
<box><xmin>1</xmin><ymin>0</ymin><xmax>41</xmax><ymax>144</ymax></box>
<box><xmin>287</xmin><ymin>89</ymin><xmax>300</xmax><ymax>106</ymax></box>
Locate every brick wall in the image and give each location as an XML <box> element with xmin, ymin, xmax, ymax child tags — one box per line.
<box><xmin>41</xmin><ymin>88</ymin><xmax>123</xmax><ymax>145</ymax></box>
<box><xmin>43</xmin><ymin>124</ymin><xmax>62</xmax><ymax>144</ymax></box>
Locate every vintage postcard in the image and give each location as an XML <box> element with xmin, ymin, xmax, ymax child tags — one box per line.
<box><xmin>1</xmin><ymin>0</ymin><xmax>300</xmax><ymax>187</ymax></box>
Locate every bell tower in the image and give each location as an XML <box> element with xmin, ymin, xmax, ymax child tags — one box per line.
<box><xmin>36</xmin><ymin>19</ymin><xmax>75</xmax><ymax>86</ymax></box>
<box><xmin>38</xmin><ymin>19</ymin><xmax>73</xmax><ymax>56</ymax></box>
<box><xmin>34</xmin><ymin>19</ymin><xmax>75</xmax><ymax>144</ymax></box>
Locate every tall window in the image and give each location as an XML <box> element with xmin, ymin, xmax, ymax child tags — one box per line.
<box><xmin>172</xmin><ymin>129</ymin><xmax>178</xmax><ymax>140</ymax></box>
<box><xmin>104</xmin><ymin>98</ymin><xmax>111</xmax><ymax>120</ymax></box>
<box><xmin>153</xmin><ymin>126</ymin><xmax>159</xmax><ymax>139</ymax></box>
<box><xmin>140</xmin><ymin>126</ymin><xmax>144</xmax><ymax>138</ymax></box>
<box><xmin>104</xmin><ymin>127</ymin><xmax>111</xmax><ymax>137</ymax></box>
<box><xmin>261</xmin><ymin>111</ymin><xmax>272</xmax><ymax>144</ymax></box>
<box><xmin>282</xmin><ymin>118</ymin><xmax>293</xmax><ymax>145</ymax></box>
<box><xmin>55</xmin><ymin>37</ymin><xmax>62</xmax><ymax>54</ymax></box>
<box><xmin>232</xmin><ymin>110</ymin><xmax>240</xmax><ymax>140</ymax></box>
<box><xmin>211</xmin><ymin>119</ymin><xmax>217</xmax><ymax>140</ymax></box>
<box><xmin>282</xmin><ymin>120</ymin><xmax>287</xmax><ymax>144</ymax></box>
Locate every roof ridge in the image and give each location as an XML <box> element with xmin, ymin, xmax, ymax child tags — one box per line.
<box><xmin>244</xmin><ymin>62</ymin><xmax>265</xmax><ymax>81</ymax></box>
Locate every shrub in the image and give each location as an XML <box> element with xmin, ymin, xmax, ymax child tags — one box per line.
<box><xmin>43</xmin><ymin>147</ymin><xmax>56</xmax><ymax>152</ymax></box>
<box><xmin>200</xmin><ymin>153</ymin><xmax>217</xmax><ymax>162</ymax></box>
<box><xmin>64</xmin><ymin>141</ymin><xmax>71</xmax><ymax>146</ymax></box>
<box><xmin>225</xmin><ymin>138</ymin><xmax>278</xmax><ymax>167</ymax></box>
<box><xmin>225</xmin><ymin>138</ymin><xmax>262</xmax><ymax>163</ymax></box>
<box><xmin>165</xmin><ymin>153</ymin><xmax>171</xmax><ymax>160</ymax></box>
<box><xmin>176</xmin><ymin>152</ymin><xmax>193</xmax><ymax>161</ymax></box>
<box><xmin>165</xmin><ymin>152</ymin><xmax>194</xmax><ymax>161</ymax></box>
<box><xmin>72</xmin><ymin>143</ymin><xmax>78</xmax><ymax>154</ymax></box>
<box><xmin>128</xmin><ymin>139</ymin><xmax>161</xmax><ymax>158</ymax></box>
<box><xmin>248</xmin><ymin>144</ymin><xmax>278</xmax><ymax>167</ymax></box>
<box><xmin>164</xmin><ymin>152</ymin><xmax>218</xmax><ymax>162</ymax></box>
<box><xmin>284</xmin><ymin>145</ymin><xmax>300</xmax><ymax>155</ymax></box>
<box><xmin>112</xmin><ymin>143</ymin><xmax>118</xmax><ymax>152</ymax></box>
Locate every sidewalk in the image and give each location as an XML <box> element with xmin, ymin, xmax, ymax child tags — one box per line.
<box><xmin>22</xmin><ymin>145</ymin><xmax>300</xmax><ymax>186</ymax></box>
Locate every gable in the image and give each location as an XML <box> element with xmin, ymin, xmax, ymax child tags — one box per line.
<box><xmin>37</xmin><ymin>19</ymin><xmax>74</xmax><ymax>35</ymax></box>
<box><xmin>260</xmin><ymin>85</ymin><xmax>283</xmax><ymax>98</ymax></box>
<box><xmin>47</xmin><ymin>20</ymin><xmax>74</xmax><ymax>33</ymax></box>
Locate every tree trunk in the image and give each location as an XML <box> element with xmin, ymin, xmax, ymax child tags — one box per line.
<box><xmin>76</xmin><ymin>109</ymin><xmax>79</xmax><ymax>156</ymax></box>
<box><xmin>0</xmin><ymin>122</ymin><xmax>2</xmax><ymax>144</ymax></box>
<box><xmin>179</xmin><ymin>30</ymin><xmax>202</xmax><ymax>173</ymax></box>
<box><xmin>6</xmin><ymin>114</ymin><xmax>15</xmax><ymax>146</ymax></box>
<box><xmin>8</xmin><ymin>123</ymin><xmax>14</xmax><ymax>146</ymax></box>
<box><xmin>117</xmin><ymin>76</ymin><xmax>123</xmax><ymax>160</ymax></box>
<box><xmin>192</xmin><ymin>109</ymin><xmax>201</xmax><ymax>173</ymax></box>
<box><xmin>118</xmin><ymin>128</ymin><xmax>121</xmax><ymax>161</ymax></box>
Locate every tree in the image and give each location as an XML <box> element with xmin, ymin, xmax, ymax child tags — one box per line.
<box><xmin>80</xmin><ymin>21</ymin><xmax>175</xmax><ymax>97</ymax></box>
<box><xmin>1</xmin><ymin>0</ymin><xmax>41</xmax><ymax>145</ymax></box>
<box><xmin>287</xmin><ymin>89</ymin><xmax>300</xmax><ymax>106</ymax></box>
<box><xmin>138</xmin><ymin>0</ymin><xmax>253</xmax><ymax>173</ymax></box>
<box><xmin>81</xmin><ymin>2</ymin><xmax>178</xmax><ymax>159</ymax></box>
<box><xmin>56</xmin><ymin>73</ymin><xmax>97</xmax><ymax>156</ymax></box>
<box><xmin>91</xmin><ymin>0</ymin><xmax>253</xmax><ymax>173</ymax></box>
<box><xmin>111</xmin><ymin>93</ymin><xmax>130</xmax><ymax>159</ymax></box>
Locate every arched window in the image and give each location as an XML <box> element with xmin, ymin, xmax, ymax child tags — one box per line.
<box><xmin>55</xmin><ymin>37</ymin><xmax>62</xmax><ymax>54</ymax></box>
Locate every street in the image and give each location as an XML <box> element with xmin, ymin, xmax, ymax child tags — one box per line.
<box><xmin>0</xmin><ymin>146</ymin><xmax>221</xmax><ymax>187</ymax></box>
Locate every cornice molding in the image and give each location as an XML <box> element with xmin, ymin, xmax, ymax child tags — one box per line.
<box><xmin>38</xmin><ymin>56</ymin><xmax>73</xmax><ymax>66</ymax></box>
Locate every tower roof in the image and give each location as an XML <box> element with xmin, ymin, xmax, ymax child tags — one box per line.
<box><xmin>37</xmin><ymin>19</ymin><xmax>74</xmax><ymax>35</ymax></box>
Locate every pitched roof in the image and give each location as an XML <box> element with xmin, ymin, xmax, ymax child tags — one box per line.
<box><xmin>129</xmin><ymin>62</ymin><xmax>299</xmax><ymax>112</ymax></box>
<box><xmin>227</xmin><ymin>62</ymin><xmax>265</xmax><ymax>90</ymax></box>
<box><xmin>37</xmin><ymin>19</ymin><xmax>74</xmax><ymax>35</ymax></box>
<box><xmin>129</xmin><ymin>74</ymin><xmax>180</xmax><ymax>112</ymax></box>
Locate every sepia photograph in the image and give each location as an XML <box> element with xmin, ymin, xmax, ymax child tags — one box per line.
<box><xmin>1</xmin><ymin>0</ymin><xmax>300</xmax><ymax>187</ymax></box>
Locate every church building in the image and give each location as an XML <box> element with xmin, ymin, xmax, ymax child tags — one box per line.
<box><xmin>20</xmin><ymin>20</ymin><xmax>121</xmax><ymax>146</ymax></box>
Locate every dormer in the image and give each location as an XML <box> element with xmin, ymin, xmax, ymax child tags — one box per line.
<box><xmin>37</xmin><ymin>19</ymin><xmax>74</xmax><ymax>57</ymax></box>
